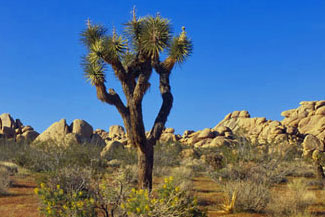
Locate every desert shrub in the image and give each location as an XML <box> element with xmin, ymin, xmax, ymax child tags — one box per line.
<box><xmin>267</xmin><ymin>179</ymin><xmax>316</xmax><ymax>216</ymax></box>
<box><xmin>154</xmin><ymin>142</ymin><xmax>183</xmax><ymax>167</ymax></box>
<box><xmin>152</xmin><ymin>142</ymin><xmax>184</xmax><ymax>177</ymax></box>
<box><xmin>45</xmin><ymin>166</ymin><xmax>93</xmax><ymax>194</ymax></box>
<box><xmin>10</xmin><ymin>142</ymin><xmax>106</xmax><ymax>173</ymax></box>
<box><xmin>282</xmin><ymin>160</ymin><xmax>315</xmax><ymax>178</ymax></box>
<box><xmin>104</xmin><ymin>146</ymin><xmax>137</xmax><ymax>166</ymax></box>
<box><xmin>169</xmin><ymin>166</ymin><xmax>194</xmax><ymax>190</ymax></box>
<box><xmin>35</xmin><ymin>182</ymin><xmax>96</xmax><ymax>217</ymax></box>
<box><xmin>121</xmin><ymin>176</ymin><xmax>206</xmax><ymax>217</ymax></box>
<box><xmin>221</xmin><ymin>180</ymin><xmax>270</xmax><ymax>213</ymax></box>
<box><xmin>180</xmin><ymin>158</ymin><xmax>206</xmax><ymax>175</ymax></box>
<box><xmin>0</xmin><ymin>167</ymin><xmax>10</xmax><ymax>195</ymax></box>
<box><xmin>210</xmin><ymin>158</ymin><xmax>289</xmax><ymax>186</ymax></box>
<box><xmin>35</xmin><ymin>165</ymin><xmax>138</xmax><ymax>217</ymax></box>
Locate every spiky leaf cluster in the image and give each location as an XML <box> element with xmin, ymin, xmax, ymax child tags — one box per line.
<box><xmin>82</xmin><ymin>54</ymin><xmax>106</xmax><ymax>86</ymax></box>
<box><xmin>169</xmin><ymin>27</ymin><xmax>193</xmax><ymax>64</ymax></box>
<box><xmin>81</xmin><ymin>12</ymin><xmax>192</xmax><ymax>86</ymax></box>
<box><xmin>80</xmin><ymin>23</ymin><xmax>107</xmax><ymax>49</ymax></box>
<box><xmin>139</xmin><ymin>15</ymin><xmax>172</xmax><ymax>59</ymax></box>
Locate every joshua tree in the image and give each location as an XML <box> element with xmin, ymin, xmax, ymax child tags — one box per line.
<box><xmin>81</xmin><ymin>9</ymin><xmax>192</xmax><ymax>190</ymax></box>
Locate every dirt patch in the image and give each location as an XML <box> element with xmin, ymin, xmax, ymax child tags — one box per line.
<box><xmin>0</xmin><ymin>176</ymin><xmax>40</xmax><ymax>217</ymax></box>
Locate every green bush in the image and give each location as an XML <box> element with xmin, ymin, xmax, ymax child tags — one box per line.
<box><xmin>0</xmin><ymin>141</ymin><xmax>106</xmax><ymax>173</ymax></box>
<box><xmin>122</xmin><ymin>176</ymin><xmax>206</xmax><ymax>217</ymax></box>
<box><xmin>35</xmin><ymin>182</ymin><xmax>96</xmax><ymax>217</ymax></box>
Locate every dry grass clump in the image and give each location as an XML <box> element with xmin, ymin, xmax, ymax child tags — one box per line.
<box><xmin>0</xmin><ymin>167</ymin><xmax>10</xmax><ymax>195</ymax></box>
<box><xmin>267</xmin><ymin>179</ymin><xmax>316</xmax><ymax>216</ymax></box>
<box><xmin>221</xmin><ymin>180</ymin><xmax>270</xmax><ymax>213</ymax></box>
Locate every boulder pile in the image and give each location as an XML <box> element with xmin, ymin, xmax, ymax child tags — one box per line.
<box><xmin>0</xmin><ymin>113</ymin><xmax>39</xmax><ymax>141</ymax></box>
<box><xmin>215</xmin><ymin>110</ymin><xmax>302</xmax><ymax>148</ymax></box>
<box><xmin>34</xmin><ymin>119</ymin><xmax>105</xmax><ymax>147</ymax></box>
<box><xmin>281</xmin><ymin>101</ymin><xmax>325</xmax><ymax>158</ymax></box>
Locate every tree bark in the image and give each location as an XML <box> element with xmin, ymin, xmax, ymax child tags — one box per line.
<box><xmin>137</xmin><ymin>142</ymin><xmax>154</xmax><ymax>190</ymax></box>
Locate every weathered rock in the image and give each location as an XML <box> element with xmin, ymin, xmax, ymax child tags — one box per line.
<box><xmin>0</xmin><ymin>113</ymin><xmax>15</xmax><ymax>130</ymax></box>
<box><xmin>164</xmin><ymin>128</ymin><xmax>175</xmax><ymax>134</ymax></box>
<box><xmin>197</xmin><ymin>128</ymin><xmax>216</xmax><ymax>139</ymax></box>
<box><xmin>100</xmin><ymin>141</ymin><xmax>124</xmax><ymax>159</ymax></box>
<box><xmin>109</xmin><ymin>125</ymin><xmax>125</xmax><ymax>139</ymax></box>
<box><xmin>160</xmin><ymin>133</ymin><xmax>178</xmax><ymax>143</ymax></box>
<box><xmin>180</xmin><ymin>148</ymin><xmax>199</xmax><ymax>159</ymax></box>
<box><xmin>302</xmin><ymin>135</ymin><xmax>324</xmax><ymax>152</ymax></box>
<box><xmin>22</xmin><ymin>126</ymin><xmax>34</xmax><ymax>133</ymax></box>
<box><xmin>34</xmin><ymin>119</ymin><xmax>70</xmax><ymax>145</ymax></box>
<box><xmin>15</xmin><ymin>119</ymin><xmax>23</xmax><ymax>130</ymax></box>
<box><xmin>89</xmin><ymin>134</ymin><xmax>106</xmax><ymax>146</ymax></box>
<box><xmin>281</xmin><ymin>101</ymin><xmax>325</xmax><ymax>148</ymax></box>
<box><xmin>21</xmin><ymin>130</ymin><xmax>39</xmax><ymax>141</ymax></box>
<box><xmin>94</xmin><ymin>129</ymin><xmax>110</xmax><ymax>140</ymax></box>
<box><xmin>2</xmin><ymin>127</ymin><xmax>16</xmax><ymax>139</ymax></box>
<box><xmin>183</xmin><ymin>130</ymin><xmax>194</xmax><ymax>138</ymax></box>
<box><xmin>215</xmin><ymin>110</ymin><xmax>299</xmax><ymax>146</ymax></box>
<box><xmin>71</xmin><ymin>119</ymin><xmax>93</xmax><ymax>139</ymax></box>
<box><xmin>63</xmin><ymin>133</ymin><xmax>80</xmax><ymax>145</ymax></box>
<box><xmin>214</xmin><ymin>126</ymin><xmax>232</xmax><ymax>136</ymax></box>
<box><xmin>207</xmin><ymin>137</ymin><xmax>232</xmax><ymax>148</ymax></box>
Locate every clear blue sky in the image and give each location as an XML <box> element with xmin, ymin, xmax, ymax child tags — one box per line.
<box><xmin>0</xmin><ymin>0</ymin><xmax>324</xmax><ymax>134</ymax></box>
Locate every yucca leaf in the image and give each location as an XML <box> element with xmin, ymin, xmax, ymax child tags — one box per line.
<box><xmin>82</xmin><ymin>54</ymin><xmax>106</xmax><ymax>86</ymax></box>
<box><xmin>168</xmin><ymin>27</ymin><xmax>193</xmax><ymax>64</ymax></box>
<box><xmin>80</xmin><ymin>21</ymin><xmax>107</xmax><ymax>49</ymax></box>
<box><xmin>139</xmin><ymin>15</ymin><xmax>172</xmax><ymax>59</ymax></box>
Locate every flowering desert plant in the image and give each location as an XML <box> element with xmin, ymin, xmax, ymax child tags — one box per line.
<box><xmin>121</xmin><ymin>176</ymin><xmax>206</xmax><ymax>217</ymax></box>
<box><xmin>34</xmin><ymin>183</ymin><xmax>96</xmax><ymax>217</ymax></box>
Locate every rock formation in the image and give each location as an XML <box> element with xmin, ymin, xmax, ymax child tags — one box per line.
<box><xmin>0</xmin><ymin>113</ymin><xmax>39</xmax><ymax>141</ymax></box>
<box><xmin>215</xmin><ymin>110</ymin><xmax>302</xmax><ymax>149</ymax></box>
<box><xmin>34</xmin><ymin>119</ymin><xmax>105</xmax><ymax>147</ymax></box>
<box><xmin>281</xmin><ymin>101</ymin><xmax>325</xmax><ymax>158</ymax></box>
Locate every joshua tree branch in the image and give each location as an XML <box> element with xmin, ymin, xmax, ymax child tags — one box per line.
<box><xmin>148</xmin><ymin>62</ymin><xmax>174</xmax><ymax>144</ymax></box>
<box><xmin>95</xmin><ymin>82</ymin><xmax>128</xmax><ymax>116</ymax></box>
<box><xmin>133</xmin><ymin>61</ymin><xmax>152</xmax><ymax>104</ymax></box>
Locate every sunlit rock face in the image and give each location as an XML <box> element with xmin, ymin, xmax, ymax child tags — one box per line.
<box><xmin>0</xmin><ymin>113</ymin><xmax>39</xmax><ymax>141</ymax></box>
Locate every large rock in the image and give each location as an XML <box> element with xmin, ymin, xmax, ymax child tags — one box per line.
<box><xmin>71</xmin><ymin>119</ymin><xmax>93</xmax><ymax>139</ymax></box>
<box><xmin>34</xmin><ymin>119</ymin><xmax>70</xmax><ymax>145</ymax></box>
<box><xmin>21</xmin><ymin>130</ymin><xmax>39</xmax><ymax>141</ymax></box>
<box><xmin>160</xmin><ymin>132</ymin><xmax>178</xmax><ymax>143</ymax></box>
<box><xmin>302</xmin><ymin>135</ymin><xmax>324</xmax><ymax>152</ymax></box>
<box><xmin>1</xmin><ymin>127</ymin><xmax>16</xmax><ymax>139</ymax></box>
<box><xmin>109</xmin><ymin>125</ymin><xmax>125</xmax><ymax>139</ymax></box>
<box><xmin>100</xmin><ymin>141</ymin><xmax>124</xmax><ymax>160</ymax></box>
<box><xmin>0</xmin><ymin>113</ymin><xmax>15</xmax><ymax>130</ymax></box>
<box><xmin>34</xmin><ymin>118</ymin><xmax>99</xmax><ymax>146</ymax></box>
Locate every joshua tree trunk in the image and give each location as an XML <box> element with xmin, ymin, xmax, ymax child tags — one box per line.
<box><xmin>137</xmin><ymin>143</ymin><xmax>154</xmax><ymax>189</ymax></box>
<box><xmin>81</xmin><ymin>13</ymin><xmax>192</xmax><ymax>190</ymax></box>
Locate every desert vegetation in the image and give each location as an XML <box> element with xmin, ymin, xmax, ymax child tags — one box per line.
<box><xmin>1</xmin><ymin>6</ymin><xmax>325</xmax><ymax>217</ymax></box>
<box><xmin>0</xmin><ymin>134</ymin><xmax>325</xmax><ymax>216</ymax></box>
